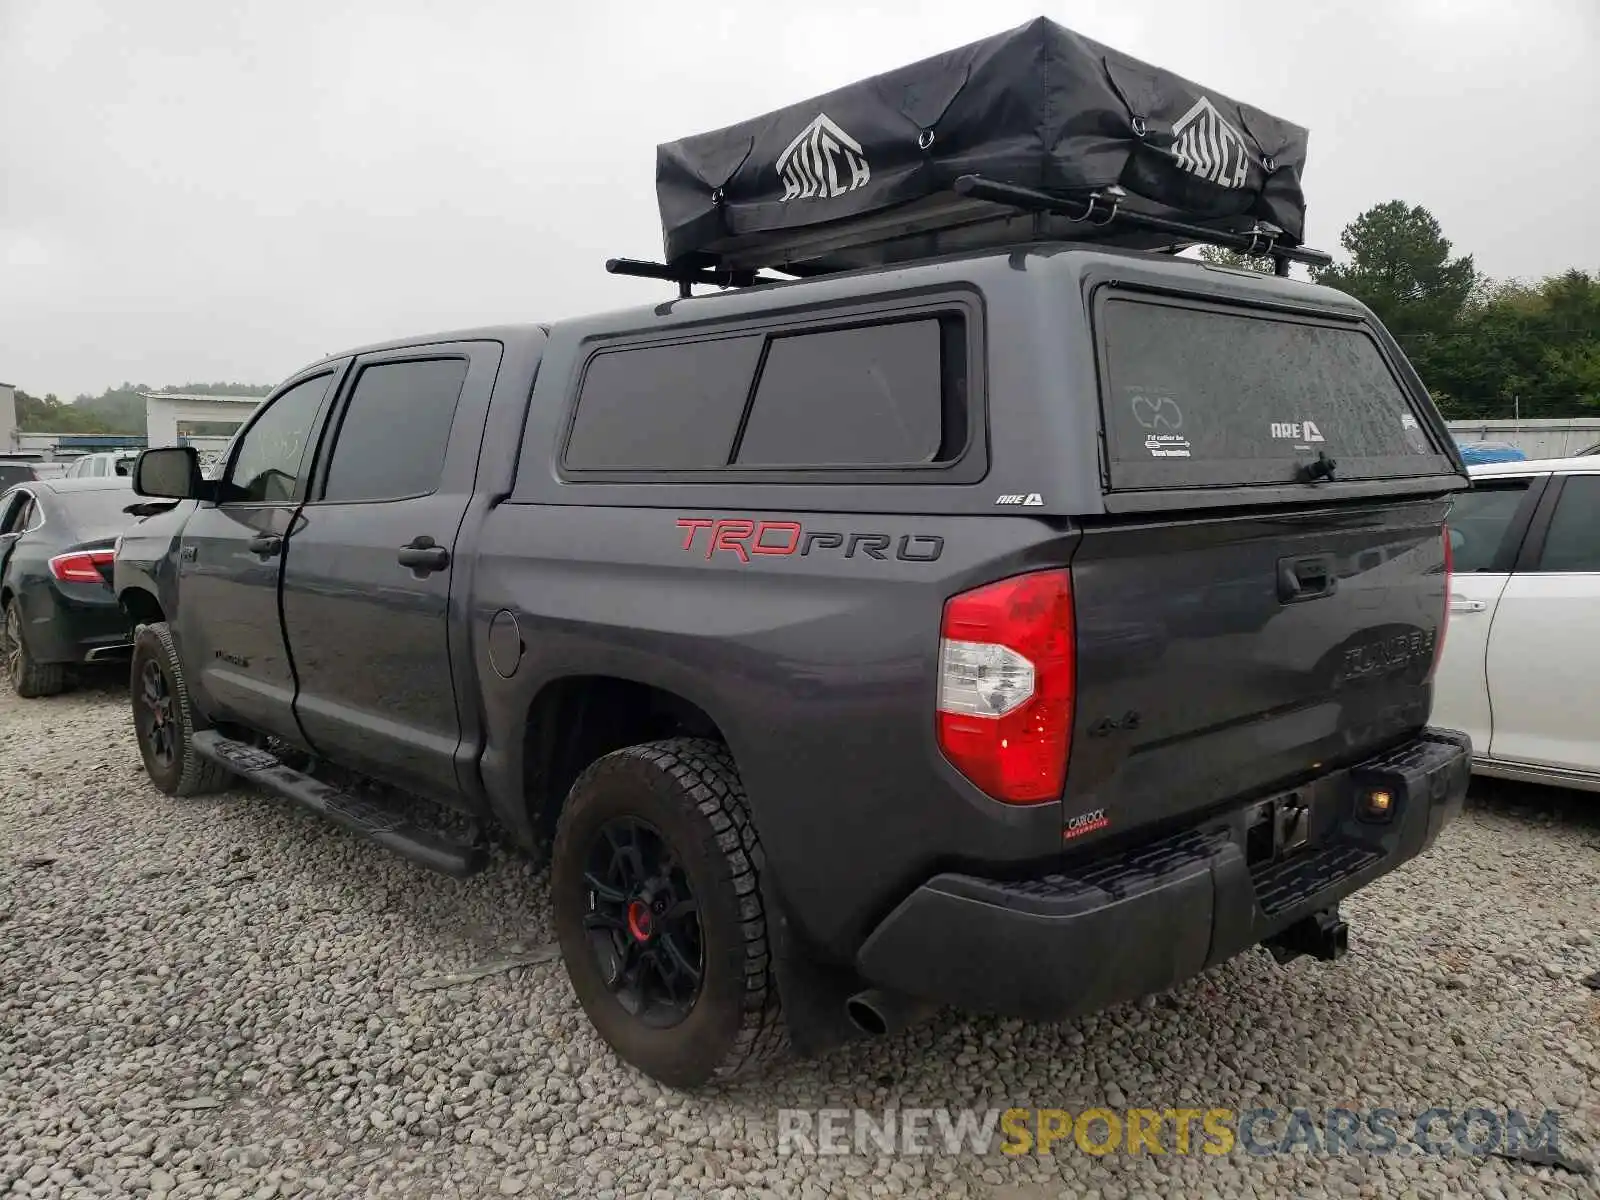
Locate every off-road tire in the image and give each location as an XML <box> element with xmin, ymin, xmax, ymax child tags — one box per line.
<box><xmin>130</xmin><ymin>622</ymin><xmax>230</xmax><ymax>796</ymax></box>
<box><xmin>551</xmin><ymin>738</ymin><xmax>787</xmax><ymax>1088</ymax></box>
<box><xmin>3</xmin><ymin>597</ymin><xmax>66</xmax><ymax>698</ymax></box>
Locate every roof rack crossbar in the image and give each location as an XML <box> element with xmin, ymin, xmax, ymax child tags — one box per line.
<box><xmin>605</xmin><ymin>257</ymin><xmax>783</xmax><ymax>298</ymax></box>
<box><xmin>951</xmin><ymin>175</ymin><xmax>1333</xmax><ymax>274</ymax></box>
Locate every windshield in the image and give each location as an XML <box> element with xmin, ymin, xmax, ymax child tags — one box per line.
<box><xmin>1097</xmin><ymin>294</ymin><xmax>1456</xmax><ymax>491</ymax></box>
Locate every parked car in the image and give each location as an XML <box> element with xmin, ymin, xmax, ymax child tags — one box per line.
<box><xmin>64</xmin><ymin>450</ymin><xmax>141</xmax><ymax>479</ymax></box>
<box><xmin>1453</xmin><ymin>439</ymin><xmax>1527</xmax><ymax>465</ymax></box>
<box><xmin>1431</xmin><ymin>456</ymin><xmax>1600</xmax><ymax>790</ymax></box>
<box><xmin>0</xmin><ymin>476</ymin><xmax>139</xmax><ymax>696</ymax></box>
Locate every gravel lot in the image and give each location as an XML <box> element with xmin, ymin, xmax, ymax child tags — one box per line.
<box><xmin>2</xmin><ymin>678</ymin><xmax>1597</xmax><ymax>1199</ymax></box>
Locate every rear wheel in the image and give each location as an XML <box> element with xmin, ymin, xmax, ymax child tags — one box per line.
<box><xmin>2</xmin><ymin>598</ymin><xmax>66</xmax><ymax>698</ymax></box>
<box><xmin>551</xmin><ymin>738</ymin><xmax>786</xmax><ymax>1088</ymax></box>
<box><xmin>130</xmin><ymin>622</ymin><xmax>229</xmax><ymax>796</ymax></box>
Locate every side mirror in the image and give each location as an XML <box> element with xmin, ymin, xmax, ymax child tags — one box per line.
<box><xmin>133</xmin><ymin>447</ymin><xmax>203</xmax><ymax>499</ymax></box>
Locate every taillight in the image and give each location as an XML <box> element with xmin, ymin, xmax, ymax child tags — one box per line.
<box><xmin>936</xmin><ymin>568</ymin><xmax>1076</xmax><ymax>804</ymax></box>
<box><xmin>1430</xmin><ymin>523</ymin><xmax>1452</xmax><ymax>680</ymax></box>
<box><xmin>49</xmin><ymin>550</ymin><xmax>115</xmax><ymax>585</ymax></box>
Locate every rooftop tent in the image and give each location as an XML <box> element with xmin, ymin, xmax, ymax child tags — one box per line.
<box><xmin>653</xmin><ymin>16</ymin><xmax>1312</xmax><ymax>277</ymax></box>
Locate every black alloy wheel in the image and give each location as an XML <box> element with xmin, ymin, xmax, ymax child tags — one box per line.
<box><xmin>1</xmin><ymin>603</ymin><xmax>21</xmax><ymax>690</ymax></box>
<box><xmin>582</xmin><ymin>817</ymin><xmax>704</xmax><ymax>1028</ymax></box>
<box><xmin>550</xmin><ymin>738</ymin><xmax>786</xmax><ymax>1087</ymax></box>
<box><xmin>128</xmin><ymin>622</ymin><xmax>229</xmax><ymax>795</ymax></box>
<box><xmin>136</xmin><ymin>656</ymin><xmax>176</xmax><ymax>771</ymax></box>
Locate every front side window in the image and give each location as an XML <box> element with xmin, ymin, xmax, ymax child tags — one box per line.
<box><xmin>1534</xmin><ymin>475</ymin><xmax>1600</xmax><ymax>572</ymax></box>
<box><xmin>226</xmin><ymin>374</ymin><xmax>334</xmax><ymax>503</ymax></box>
<box><xmin>320</xmin><ymin>359</ymin><xmax>469</xmax><ymax>503</ymax></box>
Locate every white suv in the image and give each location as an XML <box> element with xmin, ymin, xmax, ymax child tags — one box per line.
<box><xmin>64</xmin><ymin>451</ymin><xmax>141</xmax><ymax>479</ymax></box>
<box><xmin>1432</xmin><ymin>456</ymin><xmax>1600</xmax><ymax>790</ymax></box>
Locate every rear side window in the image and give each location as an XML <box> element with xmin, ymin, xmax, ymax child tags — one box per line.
<box><xmin>321</xmin><ymin>358</ymin><xmax>469</xmax><ymax>502</ymax></box>
<box><xmin>565</xmin><ymin>314</ymin><xmax>966</xmax><ymax>472</ymax></box>
<box><xmin>734</xmin><ymin>320</ymin><xmax>944</xmax><ymax>466</ymax></box>
<box><xmin>1098</xmin><ymin>296</ymin><xmax>1453</xmax><ymax>491</ymax></box>
<box><xmin>1446</xmin><ymin>481</ymin><xmax>1532</xmax><ymax>573</ymax></box>
<box><xmin>566</xmin><ymin>336</ymin><xmax>763</xmax><ymax>470</ymax></box>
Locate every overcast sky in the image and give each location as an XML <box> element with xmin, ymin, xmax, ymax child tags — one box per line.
<box><xmin>2</xmin><ymin>0</ymin><xmax>1595</xmax><ymax>400</ymax></box>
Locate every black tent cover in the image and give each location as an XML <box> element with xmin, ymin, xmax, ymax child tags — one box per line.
<box><xmin>656</xmin><ymin>17</ymin><xmax>1310</xmax><ymax>274</ymax></box>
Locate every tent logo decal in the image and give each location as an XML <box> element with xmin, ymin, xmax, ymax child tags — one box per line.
<box><xmin>777</xmin><ymin>113</ymin><xmax>871</xmax><ymax>201</ymax></box>
<box><xmin>1171</xmin><ymin>96</ymin><xmax>1251</xmax><ymax>189</ymax></box>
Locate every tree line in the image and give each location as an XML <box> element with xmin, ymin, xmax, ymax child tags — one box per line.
<box><xmin>12</xmin><ymin>382</ymin><xmax>273</xmax><ymax>436</ymax></box>
<box><xmin>1200</xmin><ymin>200</ymin><xmax>1598</xmax><ymax>421</ymax></box>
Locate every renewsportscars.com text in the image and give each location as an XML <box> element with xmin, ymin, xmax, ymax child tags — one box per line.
<box><xmin>776</xmin><ymin>1106</ymin><xmax>1565</xmax><ymax>1159</ymax></box>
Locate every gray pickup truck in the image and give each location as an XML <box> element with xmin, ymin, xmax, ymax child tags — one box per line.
<box><xmin>114</xmin><ymin>241</ymin><xmax>1471</xmax><ymax>1087</ymax></box>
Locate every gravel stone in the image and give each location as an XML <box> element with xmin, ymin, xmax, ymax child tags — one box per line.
<box><xmin>1</xmin><ymin>681</ymin><xmax>1596</xmax><ymax>1197</ymax></box>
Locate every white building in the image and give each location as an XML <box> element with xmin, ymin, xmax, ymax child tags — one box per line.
<box><xmin>142</xmin><ymin>391</ymin><xmax>263</xmax><ymax>451</ymax></box>
<box><xmin>0</xmin><ymin>382</ymin><xmax>16</xmax><ymax>452</ymax></box>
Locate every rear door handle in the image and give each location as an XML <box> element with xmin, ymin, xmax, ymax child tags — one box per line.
<box><xmin>247</xmin><ymin>534</ymin><xmax>282</xmax><ymax>557</ymax></box>
<box><xmin>397</xmin><ymin>536</ymin><xmax>449</xmax><ymax>574</ymax></box>
<box><xmin>1277</xmin><ymin>554</ymin><xmax>1337</xmax><ymax>603</ymax></box>
<box><xmin>1449</xmin><ymin>594</ymin><xmax>1488</xmax><ymax>614</ymax></box>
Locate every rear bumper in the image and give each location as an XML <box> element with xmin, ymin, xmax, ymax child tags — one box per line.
<box><xmin>25</xmin><ymin>587</ymin><xmax>129</xmax><ymax>665</ymax></box>
<box><xmin>855</xmin><ymin>728</ymin><xmax>1471</xmax><ymax>1020</ymax></box>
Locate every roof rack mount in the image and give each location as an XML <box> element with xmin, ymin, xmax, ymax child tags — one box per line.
<box><xmin>610</xmin><ymin>176</ymin><xmax>1334</xmax><ymax>294</ymax></box>
<box><xmin>604</xmin><ymin>258</ymin><xmax>786</xmax><ymax>299</ymax></box>
<box><xmin>953</xmin><ymin>174</ymin><xmax>1333</xmax><ymax>276</ymax></box>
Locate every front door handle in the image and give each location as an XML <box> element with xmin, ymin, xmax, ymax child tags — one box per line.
<box><xmin>1449</xmin><ymin>594</ymin><xmax>1488</xmax><ymax>614</ymax></box>
<box><xmin>247</xmin><ymin>534</ymin><xmax>282</xmax><ymax>557</ymax></box>
<box><xmin>398</xmin><ymin>536</ymin><xmax>449</xmax><ymax>575</ymax></box>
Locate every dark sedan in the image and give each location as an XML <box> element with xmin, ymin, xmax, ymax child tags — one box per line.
<box><xmin>0</xmin><ymin>476</ymin><xmax>141</xmax><ymax>697</ymax></box>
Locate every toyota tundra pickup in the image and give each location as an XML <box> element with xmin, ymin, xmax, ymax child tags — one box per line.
<box><xmin>115</xmin><ymin>243</ymin><xmax>1472</xmax><ymax>1087</ymax></box>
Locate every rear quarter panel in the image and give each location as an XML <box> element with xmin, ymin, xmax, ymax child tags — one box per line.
<box><xmin>471</xmin><ymin>505</ymin><xmax>1076</xmax><ymax>957</ymax></box>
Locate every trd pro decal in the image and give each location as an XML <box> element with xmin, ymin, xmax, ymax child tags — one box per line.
<box><xmin>676</xmin><ymin>517</ymin><xmax>943</xmax><ymax>563</ymax></box>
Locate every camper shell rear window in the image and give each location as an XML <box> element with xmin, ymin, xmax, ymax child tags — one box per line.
<box><xmin>1095</xmin><ymin>292</ymin><xmax>1454</xmax><ymax>491</ymax></box>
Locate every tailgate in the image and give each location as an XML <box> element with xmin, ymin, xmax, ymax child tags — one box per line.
<box><xmin>1064</xmin><ymin>499</ymin><xmax>1450</xmax><ymax>837</ymax></box>
<box><xmin>1062</xmin><ymin>281</ymin><xmax>1461</xmax><ymax>841</ymax></box>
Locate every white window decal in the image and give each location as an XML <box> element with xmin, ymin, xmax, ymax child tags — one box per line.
<box><xmin>1172</xmin><ymin>96</ymin><xmax>1251</xmax><ymax>190</ymax></box>
<box><xmin>777</xmin><ymin>114</ymin><xmax>871</xmax><ymax>201</ymax></box>
<box><xmin>1269</xmin><ymin>421</ymin><xmax>1326</xmax><ymax>443</ymax></box>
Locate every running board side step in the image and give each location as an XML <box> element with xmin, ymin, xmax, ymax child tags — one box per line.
<box><xmin>190</xmin><ymin>730</ymin><xmax>487</xmax><ymax>878</ymax></box>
